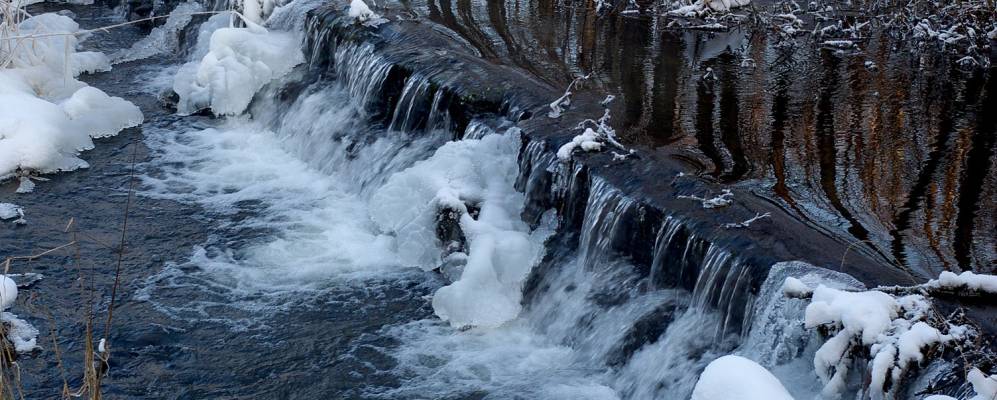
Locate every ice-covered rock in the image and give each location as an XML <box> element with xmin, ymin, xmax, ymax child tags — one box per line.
<box><xmin>173</xmin><ymin>24</ymin><xmax>304</xmax><ymax>115</ymax></box>
<box><xmin>370</xmin><ymin>128</ymin><xmax>552</xmax><ymax>328</ymax></box>
<box><xmin>968</xmin><ymin>369</ymin><xmax>997</xmax><ymax>400</ymax></box>
<box><xmin>113</xmin><ymin>1</ymin><xmax>206</xmax><ymax>63</ymax></box>
<box><xmin>0</xmin><ymin>203</ymin><xmax>23</xmax><ymax>220</ymax></box>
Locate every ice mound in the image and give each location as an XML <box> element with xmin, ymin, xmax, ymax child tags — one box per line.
<box><xmin>173</xmin><ymin>23</ymin><xmax>304</xmax><ymax>116</ymax></box>
<box><xmin>371</xmin><ymin>129</ymin><xmax>551</xmax><ymax>328</ymax></box>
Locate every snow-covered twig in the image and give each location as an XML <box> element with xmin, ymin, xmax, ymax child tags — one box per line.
<box><xmin>720</xmin><ymin>212</ymin><xmax>770</xmax><ymax>229</ymax></box>
<box><xmin>678</xmin><ymin>188</ymin><xmax>734</xmax><ymax>209</ymax></box>
<box><xmin>548</xmin><ymin>74</ymin><xmax>590</xmax><ymax>119</ymax></box>
<box><xmin>556</xmin><ymin>95</ymin><xmax>634</xmax><ymax>161</ymax></box>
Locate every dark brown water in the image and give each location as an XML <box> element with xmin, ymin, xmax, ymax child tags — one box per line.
<box><xmin>379</xmin><ymin>0</ymin><xmax>997</xmax><ymax>278</ymax></box>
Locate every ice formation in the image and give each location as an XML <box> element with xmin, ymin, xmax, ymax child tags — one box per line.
<box><xmin>371</xmin><ymin>129</ymin><xmax>551</xmax><ymax>328</ymax></box>
<box><xmin>0</xmin><ymin>13</ymin><xmax>143</xmax><ymax>181</ymax></box>
<box><xmin>112</xmin><ymin>1</ymin><xmax>206</xmax><ymax>63</ymax></box>
<box><xmin>173</xmin><ymin>23</ymin><xmax>304</xmax><ymax>115</ymax></box>
<box><xmin>968</xmin><ymin>368</ymin><xmax>997</xmax><ymax>400</ymax></box>
<box><xmin>0</xmin><ymin>276</ymin><xmax>35</xmax><ymax>353</ymax></box>
<box><xmin>930</xmin><ymin>369</ymin><xmax>997</xmax><ymax>400</ymax></box>
<box><xmin>1</xmin><ymin>312</ymin><xmax>38</xmax><ymax>353</ymax></box>
<box><xmin>240</xmin><ymin>0</ymin><xmax>280</xmax><ymax>25</ymax></box>
<box><xmin>678</xmin><ymin>189</ymin><xmax>734</xmax><ymax>209</ymax></box>
<box><xmin>691</xmin><ymin>355</ymin><xmax>794</xmax><ymax>400</ymax></box>
<box><xmin>0</xmin><ymin>203</ymin><xmax>24</xmax><ymax>221</ymax></box>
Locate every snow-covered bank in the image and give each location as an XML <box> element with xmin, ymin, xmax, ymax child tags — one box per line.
<box><xmin>0</xmin><ymin>12</ymin><xmax>143</xmax><ymax>181</ymax></box>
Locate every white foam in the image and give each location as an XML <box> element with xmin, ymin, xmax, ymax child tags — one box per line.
<box><xmin>377</xmin><ymin>318</ymin><xmax>619</xmax><ymax>399</ymax></box>
<box><xmin>142</xmin><ymin>121</ymin><xmax>400</xmax><ymax>286</ymax></box>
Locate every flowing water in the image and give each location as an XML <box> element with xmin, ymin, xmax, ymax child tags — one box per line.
<box><xmin>0</xmin><ymin>1</ymin><xmax>988</xmax><ymax>399</ymax></box>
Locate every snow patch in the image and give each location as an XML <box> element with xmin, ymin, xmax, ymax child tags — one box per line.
<box><xmin>781</xmin><ymin>276</ymin><xmax>812</xmax><ymax>297</ymax></box>
<box><xmin>670</xmin><ymin>0</ymin><xmax>751</xmax><ymax>17</ymax></box>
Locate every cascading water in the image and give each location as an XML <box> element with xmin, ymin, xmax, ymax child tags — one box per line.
<box><xmin>87</xmin><ymin>1</ymin><xmax>977</xmax><ymax>398</ymax></box>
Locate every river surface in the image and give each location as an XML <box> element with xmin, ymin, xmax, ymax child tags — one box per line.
<box><xmin>0</xmin><ymin>1</ymin><xmax>992</xmax><ymax>399</ymax></box>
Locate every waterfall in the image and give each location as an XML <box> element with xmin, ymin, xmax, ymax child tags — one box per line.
<box><xmin>130</xmin><ymin>2</ymin><xmax>967</xmax><ymax>398</ymax></box>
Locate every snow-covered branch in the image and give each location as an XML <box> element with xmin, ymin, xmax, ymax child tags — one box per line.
<box><xmin>548</xmin><ymin>74</ymin><xmax>590</xmax><ymax>119</ymax></box>
<box><xmin>556</xmin><ymin>95</ymin><xmax>633</xmax><ymax>161</ymax></box>
<box><xmin>679</xmin><ymin>188</ymin><xmax>734</xmax><ymax>209</ymax></box>
<box><xmin>721</xmin><ymin>212</ymin><xmax>770</xmax><ymax>229</ymax></box>
<box><xmin>782</xmin><ymin>270</ymin><xmax>997</xmax><ymax>400</ymax></box>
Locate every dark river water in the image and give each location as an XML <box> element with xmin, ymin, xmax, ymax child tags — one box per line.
<box><xmin>0</xmin><ymin>1</ymin><xmax>993</xmax><ymax>399</ymax></box>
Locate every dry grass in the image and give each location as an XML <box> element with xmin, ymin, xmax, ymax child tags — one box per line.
<box><xmin>0</xmin><ymin>4</ymin><xmax>262</xmax><ymax>395</ymax></box>
<box><xmin>0</xmin><ymin>143</ymin><xmax>139</xmax><ymax>398</ymax></box>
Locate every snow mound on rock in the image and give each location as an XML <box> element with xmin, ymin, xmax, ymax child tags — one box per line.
<box><xmin>692</xmin><ymin>355</ymin><xmax>794</xmax><ymax>400</ymax></box>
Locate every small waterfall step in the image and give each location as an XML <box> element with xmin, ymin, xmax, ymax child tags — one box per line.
<box><xmin>305</xmin><ymin>6</ymin><xmax>927</xmax><ymax>322</ymax></box>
